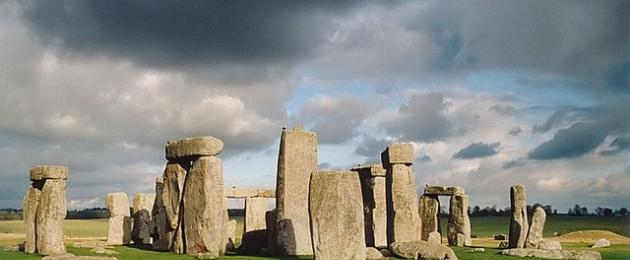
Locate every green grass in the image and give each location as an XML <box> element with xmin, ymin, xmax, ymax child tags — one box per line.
<box><xmin>1</xmin><ymin>216</ymin><xmax>628</xmax><ymax>259</ymax></box>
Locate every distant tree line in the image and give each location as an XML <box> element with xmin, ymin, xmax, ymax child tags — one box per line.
<box><xmin>0</xmin><ymin>207</ymin><xmax>110</xmax><ymax>220</ymax></box>
<box><xmin>567</xmin><ymin>204</ymin><xmax>628</xmax><ymax>217</ymax></box>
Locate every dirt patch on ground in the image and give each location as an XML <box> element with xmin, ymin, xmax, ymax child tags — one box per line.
<box><xmin>557</xmin><ymin>230</ymin><xmax>630</xmax><ymax>244</ymax></box>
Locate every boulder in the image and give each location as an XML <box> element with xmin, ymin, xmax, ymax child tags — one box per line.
<box><xmin>500</xmin><ymin>248</ymin><xmax>601</xmax><ymax>260</ymax></box>
<box><xmin>165</xmin><ymin>136</ymin><xmax>224</xmax><ymax>160</ymax></box>
<box><xmin>309</xmin><ymin>170</ymin><xmax>365</xmax><ymax>260</ymax></box>
<box><xmin>526</xmin><ymin>207</ymin><xmax>546</xmax><ymax>248</ymax></box>
<box><xmin>418</xmin><ymin>195</ymin><xmax>440</xmax><ymax>242</ymax></box>
<box><xmin>29</xmin><ymin>165</ymin><xmax>68</xmax><ymax>181</ymax></box>
<box><xmin>183</xmin><ymin>156</ymin><xmax>225</xmax><ymax>257</ymax></box>
<box><xmin>538</xmin><ymin>239</ymin><xmax>562</xmax><ymax>250</ymax></box>
<box><xmin>447</xmin><ymin>194</ymin><xmax>471</xmax><ymax>246</ymax></box>
<box><xmin>131</xmin><ymin>193</ymin><xmax>155</xmax><ymax>244</ymax></box>
<box><xmin>366</xmin><ymin>247</ymin><xmax>384</xmax><ymax>259</ymax></box>
<box><xmin>36</xmin><ymin>179</ymin><xmax>67</xmax><ymax>255</ymax></box>
<box><xmin>389</xmin><ymin>240</ymin><xmax>458</xmax><ymax>260</ymax></box>
<box><xmin>275</xmin><ymin>126</ymin><xmax>317</xmax><ymax>256</ymax></box>
<box><xmin>509</xmin><ymin>185</ymin><xmax>528</xmax><ymax>248</ymax></box>
<box><xmin>591</xmin><ymin>238</ymin><xmax>610</xmax><ymax>248</ymax></box>
<box><xmin>383</xmin><ymin>149</ymin><xmax>422</xmax><ymax>243</ymax></box>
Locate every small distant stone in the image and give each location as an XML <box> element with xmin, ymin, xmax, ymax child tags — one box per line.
<box><xmin>469</xmin><ymin>248</ymin><xmax>485</xmax><ymax>253</ymax></box>
<box><xmin>3</xmin><ymin>245</ymin><xmax>19</xmax><ymax>251</ymax></box>
<box><xmin>494</xmin><ymin>233</ymin><xmax>507</xmax><ymax>240</ymax></box>
<box><xmin>591</xmin><ymin>238</ymin><xmax>610</xmax><ymax>248</ymax></box>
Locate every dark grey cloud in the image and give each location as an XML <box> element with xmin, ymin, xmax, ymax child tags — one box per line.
<box><xmin>599</xmin><ymin>136</ymin><xmax>630</xmax><ymax>156</ymax></box>
<box><xmin>502</xmin><ymin>158</ymin><xmax>527</xmax><ymax>170</ymax></box>
<box><xmin>19</xmin><ymin>1</ymin><xmax>360</xmax><ymax>68</ymax></box>
<box><xmin>386</xmin><ymin>92</ymin><xmax>453</xmax><ymax>142</ymax></box>
<box><xmin>529</xmin><ymin>122</ymin><xmax>607</xmax><ymax>160</ymax></box>
<box><xmin>452</xmin><ymin>142</ymin><xmax>500</xmax><ymax>159</ymax></box>
<box><xmin>533</xmin><ymin>108</ymin><xmax>571</xmax><ymax>133</ymax></box>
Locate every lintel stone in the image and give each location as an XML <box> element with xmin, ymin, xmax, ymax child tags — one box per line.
<box><xmin>29</xmin><ymin>165</ymin><xmax>68</xmax><ymax>181</ymax></box>
<box><xmin>165</xmin><ymin>136</ymin><xmax>223</xmax><ymax>160</ymax></box>
<box><xmin>350</xmin><ymin>164</ymin><xmax>386</xmax><ymax>177</ymax></box>
<box><xmin>224</xmin><ymin>187</ymin><xmax>276</xmax><ymax>198</ymax></box>
<box><xmin>424</xmin><ymin>186</ymin><xmax>465</xmax><ymax>196</ymax></box>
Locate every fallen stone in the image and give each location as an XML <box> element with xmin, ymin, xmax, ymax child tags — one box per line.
<box><xmin>500</xmin><ymin>248</ymin><xmax>601</xmax><ymax>260</ymax></box>
<box><xmin>73</xmin><ymin>241</ymin><xmax>112</xmax><ymax>249</ymax></box>
<box><xmin>447</xmin><ymin>194</ymin><xmax>471</xmax><ymax>246</ymax></box>
<box><xmin>275</xmin><ymin>126</ymin><xmax>317</xmax><ymax>256</ymax></box>
<box><xmin>23</xmin><ymin>185</ymin><xmax>41</xmax><ymax>254</ymax></box>
<box><xmin>366</xmin><ymin>247</ymin><xmax>384</xmax><ymax>259</ymax></box>
<box><xmin>131</xmin><ymin>193</ymin><xmax>155</xmax><ymax>244</ymax></box>
<box><xmin>538</xmin><ymin>239</ymin><xmax>562</xmax><ymax>250</ymax></box>
<box><xmin>526</xmin><ymin>207</ymin><xmax>546</xmax><ymax>248</ymax></box>
<box><xmin>389</xmin><ymin>240</ymin><xmax>458</xmax><ymax>260</ymax></box>
<box><xmin>29</xmin><ymin>165</ymin><xmax>68</xmax><ymax>181</ymax></box>
<box><xmin>183</xmin><ymin>156</ymin><xmax>225</xmax><ymax>257</ymax></box>
<box><xmin>509</xmin><ymin>185</ymin><xmax>528</xmax><ymax>248</ymax></box>
<box><xmin>494</xmin><ymin>234</ymin><xmax>507</xmax><ymax>240</ymax></box>
<box><xmin>165</xmin><ymin>136</ymin><xmax>224</xmax><ymax>160</ymax></box>
<box><xmin>469</xmin><ymin>248</ymin><xmax>485</xmax><ymax>253</ymax></box>
<box><xmin>105</xmin><ymin>192</ymin><xmax>131</xmax><ymax>245</ymax></box>
<box><xmin>591</xmin><ymin>238</ymin><xmax>610</xmax><ymax>248</ymax></box>
<box><xmin>418</xmin><ymin>195</ymin><xmax>440</xmax><ymax>242</ymax></box>
<box><xmin>352</xmin><ymin>164</ymin><xmax>387</xmax><ymax>248</ymax></box>
<box><xmin>423</xmin><ymin>186</ymin><xmax>465</xmax><ymax>196</ymax></box>
<box><xmin>428</xmin><ymin>232</ymin><xmax>441</xmax><ymax>244</ymax></box>
<box><xmin>90</xmin><ymin>247</ymin><xmax>119</xmax><ymax>255</ymax></box>
<box><xmin>309</xmin><ymin>170</ymin><xmax>365</xmax><ymax>260</ymax></box>
<box><xmin>383</xmin><ymin>147</ymin><xmax>422</xmax><ymax>243</ymax></box>
<box><xmin>37</xmin><ymin>179</ymin><xmax>67</xmax><ymax>255</ymax></box>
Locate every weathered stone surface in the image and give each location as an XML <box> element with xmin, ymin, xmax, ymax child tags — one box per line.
<box><xmin>309</xmin><ymin>171</ymin><xmax>365</xmax><ymax>260</ymax></box>
<box><xmin>538</xmin><ymin>239</ymin><xmax>562</xmax><ymax>250</ymax></box>
<box><xmin>500</xmin><ymin>248</ymin><xmax>601</xmax><ymax>260</ymax></box>
<box><xmin>352</xmin><ymin>164</ymin><xmax>387</xmax><ymax>248</ymax></box>
<box><xmin>418</xmin><ymin>195</ymin><xmax>440</xmax><ymax>242</ymax></box>
<box><xmin>366</xmin><ymin>247</ymin><xmax>384</xmax><ymax>260</ymax></box>
<box><xmin>23</xmin><ymin>185</ymin><xmax>41</xmax><ymax>254</ymax></box>
<box><xmin>591</xmin><ymin>238</ymin><xmax>610</xmax><ymax>248</ymax></box>
<box><xmin>389</xmin><ymin>241</ymin><xmax>458</xmax><ymax>260</ymax></box>
<box><xmin>526</xmin><ymin>207</ymin><xmax>546</xmax><ymax>248</ymax></box>
<box><xmin>37</xmin><ymin>179</ymin><xmax>67</xmax><ymax>255</ymax></box>
<box><xmin>183</xmin><ymin>156</ymin><xmax>224</xmax><ymax>257</ymax></box>
<box><xmin>447</xmin><ymin>194</ymin><xmax>471</xmax><ymax>247</ymax></box>
<box><xmin>383</xmin><ymin>150</ymin><xmax>422</xmax><ymax>244</ymax></box>
<box><xmin>151</xmin><ymin>177</ymin><xmax>170</xmax><ymax>251</ymax></box>
<box><xmin>265</xmin><ymin>210</ymin><xmax>277</xmax><ymax>253</ymax></box>
<box><xmin>240</xmin><ymin>197</ymin><xmax>269</xmax><ymax>252</ymax></box>
<box><xmin>428</xmin><ymin>232</ymin><xmax>441</xmax><ymax>244</ymax></box>
<box><xmin>30</xmin><ymin>165</ymin><xmax>68</xmax><ymax>181</ymax></box>
<box><xmin>161</xmin><ymin>161</ymin><xmax>187</xmax><ymax>253</ymax></box>
<box><xmin>225</xmin><ymin>220</ymin><xmax>237</xmax><ymax>251</ymax></box>
<box><xmin>73</xmin><ymin>241</ymin><xmax>111</xmax><ymax>249</ymax></box>
<box><xmin>105</xmin><ymin>192</ymin><xmax>131</xmax><ymax>246</ymax></box>
<box><xmin>509</xmin><ymin>185</ymin><xmax>529</xmax><ymax>248</ymax></box>
<box><xmin>131</xmin><ymin>193</ymin><xmax>155</xmax><ymax>244</ymax></box>
<box><xmin>275</xmin><ymin>126</ymin><xmax>317</xmax><ymax>256</ymax></box>
<box><xmin>423</xmin><ymin>186</ymin><xmax>465</xmax><ymax>196</ymax></box>
<box><xmin>165</xmin><ymin>136</ymin><xmax>224</xmax><ymax>160</ymax></box>
<box><xmin>224</xmin><ymin>187</ymin><xmax>275</xmax><ymax>198</ymax></box>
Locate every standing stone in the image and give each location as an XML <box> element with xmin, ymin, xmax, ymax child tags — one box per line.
<box><xmin>382</xmin><ymin>144</ymin><xmax>422</xmax><ymax>244</ymax></box>
<box><xmin>106</xmin><ymin>192</ymin><xmax>131</xmax><ymax>245</ymax></box>
<box><xmin>265</xmin><ymin>210</ymin><xmax>277</xmax><ymax>253</ymax></box>
<box><xmin>23</xmin><ymin>183</ymin><xmax>42</xmax><ymax>254</ymax></box>
<box><xmin>509</xmin><ymin>185</ymin><xmax>529</xmax><ymax>249</ymax></box>
<box><xmin>132</xmin><ymin>193</ymin><xmax>155</xmax><ymax>244</ymax></box>
<box><xmin>225</xmin><ymin>219</ymin><xmax>237</xmax><ymax>251</ymax></box>
<box><xmin>351</xmin><ymin>164</ymin><xmax>387</xmax><ymax>248</ymax></box>
<box><xmin>418</xmin><ymin>195</ymin><xmax>440</xmax><ymax>242</ymax></box>
<box><xmin>275</xmin><ymin>126</ymin><xmax>317</xmax><ymax>256</ymax></box>
<box><xmin>151</xmin><ymin>177</ymin><xmax>170</xmax><ymax>251</ymax></box>
<box><xmin>36</xmin><ymin>179</ymin><xmax>67</xmax><ymax>255</ymax></box>
<box><xmin>240</xmin><ymin>197</ymin><xmax>269</xmax><ymax>252</ymax></box>
<box><xmin>447</xmin><ymin>194</ymin><xmax>471</xmax><ymax>246</ymax></box>
<box><xmin>183</xmin><ymin>156</ymin><xmax>224</xmax><ymax>257</ymax></box>
<box><xmin>526</xmin><ymin>207</ymin><xmax>546</xmax><ymax>248</ymax></box>
<box><xmin>161</xmin><ymin>161</ymin><xmax>187</xmax><ymax>253</ymax></box>
<box><xmin>309</xmin><ymin>171</ymin><xmax>365</xmax><ymax>260</ymax></box>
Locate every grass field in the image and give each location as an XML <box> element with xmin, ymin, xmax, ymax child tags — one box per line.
<box><xmin>1</xmin><ymin>215</ymin><xmax>628</xmax><ymax>259</ymax></box>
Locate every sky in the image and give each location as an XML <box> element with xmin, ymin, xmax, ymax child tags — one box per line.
<box><xmin>0</xmin><ymin>1</ymin><xmax>628</xmax><ymax>212</ymax></box>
